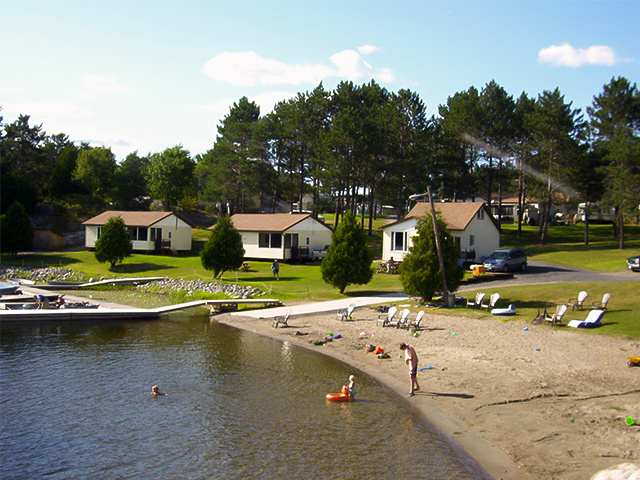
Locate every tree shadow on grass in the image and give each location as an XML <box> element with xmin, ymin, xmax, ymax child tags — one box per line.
<box><xmin>110</xmin><ymin>263</ymin><xmax>176</xmax><ymax>274</ymax></box>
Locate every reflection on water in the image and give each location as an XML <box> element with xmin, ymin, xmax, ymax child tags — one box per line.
<box><xmin>1</xmin><ymin>313</ymin><xmax>487</xmax><ymax>479</ymax></box>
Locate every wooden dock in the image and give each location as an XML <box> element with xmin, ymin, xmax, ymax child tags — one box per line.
<box><xmin>0</xmin><ymin>298</ymin><xmax>282</xmax><ymax>323</ymax></box>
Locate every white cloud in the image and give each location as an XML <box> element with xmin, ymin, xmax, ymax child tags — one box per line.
<box><xmin>0</xmin><ymin>86</ymin><xmax>23</xmax><ymax>93</ymax></box>
<box><xmin>83</xmin><ymin>74</ymin><xmax>133</xmax><ymax>94</ymax></box>
<box><xmin>538</xmin><ymin>43</ymin><xmax>621</xmax><ymax>68</ymax></box>
<box><xmin>202</xmin><ymin>49</ymin><xmax>395</xmax><ymax>86</ymax></box>
<box><xmin>250</xmin><ymin>91</ymin><xmax>298</xmax><ymax>114</ymax></box>
<box><xmin>3</xmin><ymin>99</ymin><xmax>93</xmax><ymax>119</ymax></box>
<box><xmin>358</xmin><ymin>45</ymin><xmax>380</xmax><ymax>55</ymax></box>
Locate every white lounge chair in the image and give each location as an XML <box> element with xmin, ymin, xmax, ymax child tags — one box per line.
<box><xmin>567</xmin><ymin>309</ymin><xmax>605</xmax><ymax>328</ymax></box>
<box><xmin>590</xmin><ymin>293</ymin><xmax>611</xmax><ymax>311</ymax></box>
<box><xmin>568</xmin><ymin>291</ymin><xmax>589</xmax><ymax>311</ymax></box>
<box><xmin>390</xmin><ymin>308</ymin><xmax>410</xmax><ymax>328</ymax></box>
<box><xmin>410</xmin><ymin>311</ymin><xmax>425</xmax><ymax>332</ymax></box>
<box><xmin>377</xmin><ymin>306</ymin><xmax>397</xmax><ymax>327</ymax></box>
<box><xmin>480</xmin><ymin>293</ymin><xmax>500</xmax><ymax>310</ymax></box>
<box><xmin>272</xmin><ymin>309</ymin><xmax>291</xmax><ymax>328</ymax></box>
<box><xmin>336</xmin><ymin>303</ymin><xmax>356</xmax><ymax>321</ymax></box>
<box><xmin>544</xmin><ymin>305</ymin><xmax>568</xmax><ymax>326</ymax></box>
<box><xmin>466</xmin><ymin>292</ymin><xmax>485</xmax><ymax>309</ymax></box>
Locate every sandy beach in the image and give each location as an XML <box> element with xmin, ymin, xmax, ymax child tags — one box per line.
<box><xmin>216</xmin><ymin>305</ymin><xmax>640</xmax><ymax>480</ymax></box>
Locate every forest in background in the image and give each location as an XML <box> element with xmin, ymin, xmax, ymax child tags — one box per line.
<box><xmin>1</xmin><ymin>76</ymin><xmax>638</xmax><ymax>246</ymax></box>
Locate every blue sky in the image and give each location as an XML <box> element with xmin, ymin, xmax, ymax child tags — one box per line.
<box><xmin>1</xmin><ymin>0</ymin><xmax>638</xmax><ymax>161</ymax></box>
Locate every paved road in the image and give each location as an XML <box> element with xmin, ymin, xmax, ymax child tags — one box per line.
<box><xmin>457</xmin><ymin>260</ymin><xmax>639</xmax><ymax>292</ymax></box>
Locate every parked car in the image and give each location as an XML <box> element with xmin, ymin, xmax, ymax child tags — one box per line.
<box><xmin>313</xmin><ymin>245</ymin><xmax>330</xmax><ymax>261</ymax></box>
<box><xmin>627</xmin><ymin>255</ymin><xmax>640</xmax><ymax>272</ymax></box>
<box><xmin>483</xmin><ymin>248</ymin><xmax>527</xmax><ymax>272</ymax></box>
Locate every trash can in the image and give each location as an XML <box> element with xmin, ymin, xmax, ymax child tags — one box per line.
<box><xmin>446</xmin><ymin>294</ymin><xmax>456</xmax><ymax>308</ymax></box>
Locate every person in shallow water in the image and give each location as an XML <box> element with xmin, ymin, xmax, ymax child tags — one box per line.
<box><xmin>151</xmin><ymin>385</ymin><xmax>166</xmax><ymax>396</ymax></box>
<box><xmin>399</xmin><ymin>342</ymin><xmax>420</xmax><ymax>396</ymax></box>
<box><xmin>341</xmin><ymin>375</ymin><xmax>355</xmax><ymax>401</ymax></box>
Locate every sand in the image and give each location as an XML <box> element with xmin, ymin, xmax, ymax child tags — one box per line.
<box><xmin>216</xmin><ymin>306</ymin><xmax>640</xmax><ymax>480</ymax></box>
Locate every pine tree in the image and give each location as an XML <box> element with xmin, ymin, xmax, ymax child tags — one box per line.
<box><xmin>94</xmin><ymin>216</ymin><xmax>133</xmax><ymax>268</ymax></box>
<box><xmin>321</xmin><ymin>212</ymin><xmax>373</xmax><ymax>294</ymax></box>
<box><xmin>200</xmin><ymin>216</ymin><xmax>245</xmax><ymax>278</ymax></box>
<box><xmin>399</xmin><ymin>214</ymin><xmax>464</xmax><ymax>302</ymax></box>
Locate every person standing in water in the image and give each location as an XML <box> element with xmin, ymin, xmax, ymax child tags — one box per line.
<box><xmin>399</xmin><ymin>343</ymin><xmax>420</xmax><ymax>396</ymax></box>
<box><xmin>341</xmin><ymin>375</ymin><xmax>356</xmax><ymax>401</ymax></box>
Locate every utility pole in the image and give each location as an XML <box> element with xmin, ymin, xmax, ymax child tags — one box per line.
<box><xmin>427</xmin><ymin>186</ymin><xmax>450</xmax><ymax>306</ymax></box>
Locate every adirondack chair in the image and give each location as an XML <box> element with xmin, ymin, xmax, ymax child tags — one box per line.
<box><xmin>466</xmin><ymin>292</ymin><xmax>485</xmax><ymax>309</ymax></box>
<box><xmin>590</xmin><ymin>293</ymin><xmax>611</xmax><ymax>311</ymax></box>
<box><xmin>377</xmin><ymin>306</ymin><xmax>398</xmax><ymax>327</ymax></box>
<box><xmin>544</xmin><ymin>305</ymin><xmax>568</xmax><ymax>326</ymax></box>
<box><xmin>390</xmin><ymin>308</ymin><xmax>410</xmax><ymax>328</ymax></box>
<box><xmin>568</xmin><ymin>291</ymin><xmax>589</xmax><ymax>311</ymax></box>
<box><xmin>410</xmin><ymin>311</ymin><xmax>426</xmax><ymax>332</ymax></box>
<box><xmin>336</xmin><ymin>303</ymin><xmax>356</xmax><ymax>321</ymax></box>
<box><xmin>480</xmin><ymin>293</ymin><xmax>500</xmax><ymax>310</ymax></box>
<box><xmin>272</xmin><ymin>309</ymin><xmax>291</xmax><ymax>328</ymax></box>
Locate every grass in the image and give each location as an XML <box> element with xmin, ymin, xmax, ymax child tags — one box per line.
<box><xmin>455</xmin><ymin>282</ymin><xmax>640</xmax><ymax>339</ymax></box>
<box><xmin>2</xmin><ymin>221</ymin><xmax>639</xmax><ymax>338</ymax></box>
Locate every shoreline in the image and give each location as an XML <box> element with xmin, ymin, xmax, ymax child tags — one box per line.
<box><xmin>216</xmin><ymin>307</ymin><xmax>639</xmax><ymax>480</ymax></box>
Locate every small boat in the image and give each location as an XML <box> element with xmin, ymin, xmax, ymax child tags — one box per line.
<box><xmin>0</xmin><ymin>284</ymin><xmax>21</xmax><ymax>296</ymax></box>
<box><xmin>8</xmin><ymin>278</ymin><xmax>35</xmax><ymax>285</ymax></box>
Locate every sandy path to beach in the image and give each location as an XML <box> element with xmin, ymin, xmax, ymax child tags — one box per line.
<box><xmin>219</xmin><ymin>304</ymin><xmax>640</xmax><ymax>480</ymax></box>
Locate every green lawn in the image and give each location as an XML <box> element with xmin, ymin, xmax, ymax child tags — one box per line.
<box><xmin>1</xmin><ymin>221</ymin><xmax>638</xmax><ymax>338</ymax></box>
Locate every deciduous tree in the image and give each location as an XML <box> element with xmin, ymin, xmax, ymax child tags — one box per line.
<box><xmin>146</xmin><ymin>145</ymin><xmax>195</xmax><ymax>211</ymax></box>
<box><xmin>0</xmin><ymin>202</ymin><xmax>34</xmax><ymax>255</ymax></box>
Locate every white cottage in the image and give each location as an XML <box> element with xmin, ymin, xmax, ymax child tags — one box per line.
<box><xmin>381</xmin><ymin>202</ymin><xmax>500</xmax><ymax>263</ymax></box>
<box><xmin>83</xmin><ymin>211</ymin><xmax>193</xmax><ymax>253</ymax></box>
<box><xmin>229</xmin><ymin>213</ymin><xmax>332</xmax><ymax>261</ymax></box>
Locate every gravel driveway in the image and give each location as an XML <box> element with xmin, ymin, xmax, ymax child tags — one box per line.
<box><xmin>457</xmin><ymin>260</ymin><xmax>639</xmax><ymax>292</ymax></box>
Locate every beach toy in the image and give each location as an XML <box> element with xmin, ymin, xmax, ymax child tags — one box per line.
<box><xmin>626</xmin><ymin>416</ymin><xmax>636</xmax><ymax>426</ymax></box>
<box><xmin>534</xmin><ymin>347</ymin><xmax>540</xmax><ymax>351</ymax></box>
<box><xmin>628</xmin><ymin>356</ymin><xmax>640</xmax><ymax>367</ymax></box>
<box><xmin>418</xmin><ymin>366</ymin><xmax>434</xmax><ymax>371</ymax></box>
<box><xmin>524</xmin><ymin>327</ymin><xmax>529</xmax><ymax>331</ymax></box>
<box><xmin>360</xmin><ymin>332</ymin><xmax>366</xmax><ymax>337</ymax></box>
<box><xmin>452</xmin><ymin>333</ymin><xmax>457</xmax><ymax>336</ymax></box>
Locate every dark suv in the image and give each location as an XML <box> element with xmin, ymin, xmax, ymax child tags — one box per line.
<box><xmin>483</xmin><ymin>249</ymin><xmax>527</xmax><ymax>272</ymax></box>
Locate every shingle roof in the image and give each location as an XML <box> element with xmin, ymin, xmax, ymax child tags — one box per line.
<box><xmin>383</xmin><ymin>202</ymin><xmax>493</xmax><ymax>231</ymax></box>
<box><xmin>82</xmin><ymin>211</ymin><xmax>175</xmax><ymax>227</ymax></box>
<box><xmin>228</xmin><ymin>213</ymin><xmax>330</xmax><ymax>232</ymax></box>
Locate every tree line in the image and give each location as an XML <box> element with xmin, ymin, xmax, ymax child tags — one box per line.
<box><xmin>1</xmin><ymin>76</ymin><xmax>638</xmax><ymax>246</ymax></box>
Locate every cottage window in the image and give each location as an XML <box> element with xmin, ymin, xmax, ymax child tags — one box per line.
<box><xmin>477</xmin><ymin>209</ymin><xmax>485</xmax><ymax>220</ymax></box>
<box><xmin>129</xmin><ymin>227</ymin><xmax>148</xmax><ymax>241</ymax></box>
<box><xmin>97</xmin><ymin>227</ymin><xmax>102</xmax><ymax>239</ymax></box>
<box><xmin>469</xmin><ymin>235</ymin><xmax>475</xmax><ymax>247</ymax></box>
<box><xmin>391</xmin><ymin>231</ymin><xmax>407</xmax><ymax>252</ymax></box>
<box><xmin>259</xmin><ymin>233</ymin><xmax>282</xmax><ymax>248</ymax></box>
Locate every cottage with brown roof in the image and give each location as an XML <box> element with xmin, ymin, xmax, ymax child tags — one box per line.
<box><xmin>381</xmin><ymin>202</ymin><xmax>500</xmax><ymax>263</ymax></box>
<box><xmin>83</xmin><ymin>211</ymin><xmax>193</xmax><ymax>253</ymax></box>
<box><xmin>227</xmin><ymin>213</ymin><xmax>332</xmax><ymax>261</ymax></box>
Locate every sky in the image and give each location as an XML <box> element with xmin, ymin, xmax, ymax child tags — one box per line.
<box><xmin>1</xmin><ymin>0</ymin><xmax>638</xmax><ymax>161</ymax></box>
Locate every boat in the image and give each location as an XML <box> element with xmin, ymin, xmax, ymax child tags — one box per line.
<box><xmin>0</xmin><ymin>284</ymin><xmax>21</xmax><ymax>296</ymax></box>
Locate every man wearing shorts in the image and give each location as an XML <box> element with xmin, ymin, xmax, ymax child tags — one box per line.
<box><xmin>399</xmin><ymin>342</ymin><xmax>420</xmax><ymax>396</ymax></box>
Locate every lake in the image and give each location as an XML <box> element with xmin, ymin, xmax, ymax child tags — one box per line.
<box><xmin>0</xmin><ymin>312</ymin><xmax>488</xmax><ymax>479</ymax></box>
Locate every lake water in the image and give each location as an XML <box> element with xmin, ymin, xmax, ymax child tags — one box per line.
<box><xmin>1</xmin><ymin>312</ymin><xmax>488</xmax><ymax>479</ymax></box>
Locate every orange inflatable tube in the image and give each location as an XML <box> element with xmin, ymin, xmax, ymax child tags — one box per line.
<box><xmin>326</xmin><ymin>385</ymin><xmax>351</xmax><ymax>402</ymax></box>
